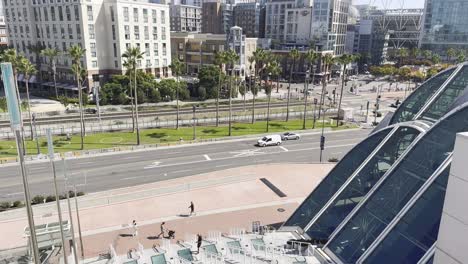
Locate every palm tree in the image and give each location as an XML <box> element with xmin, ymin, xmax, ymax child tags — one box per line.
<box><xmin>286</xmin><ymin>49</ymin><xmax>300</xmax><ymax>122</ymax></box>
<box><xmin>336</xmin><ymin>54</ymin><xmax>358</xmax><ymax>127</ymax></box>
<box><xmin>304</xmin><ymin>49</ymin><xmax>319</xmax><ymax>129</ymax></box>
<box><xmin>422</xmin><ymin>50</ymin><xmax>432</xmax><ymax>60</ymax></box>
<box><xmin>214</xmin><ymin>51</ymin><xmax>227</xmax><ymax>127</ymax></box>
<box><xmin>267</xmin><ymin>61</ymin><xmax>281</xmax><ymax>132</ymax></box>
<box><xmin>41</xmin><ymin>48</ymin><xmax>61</xmax><ymax>99</ymax></box>
<box><xmin>27</xmin><ymin>43</ymin><xmax>45</xmax><ymax>81</ymax></box>
<box><xmin>250</xmin><ymin>48</ymin><xmax>265</xmax><ymax>124</ymax></box>
<box><xmin>122</xmin><ymin>60</ymin><xmax>136</xmax><ymax>132</ymax></box>
<box><xmin>410</xmin><ymin>48</ymin><xmax>420</xmax><ymax>60</ymax></box>
<box><xmin>456</xmin><ymin>50</ymin><xmax>466</xmax><ymax>64</ymax></box>
<box><xmin>68</xmin><ymin>45</ymin><xmax>86</xmax><ymax>150</ymax></box>
<box><xmin>224</xmin><ymin>49</ymin><xmax>240</xmax><ymax>136</ymax></box>
<box><xmin>318</xmin><ymin>54</ymin><xmax>335</xmax><ymax>120</ymax></box>
<box><xmin>169</xmin><ymin>58</ymin><xmax>185</xmax><ymax>130</ymax></box>
<box><xmin>122</xmin><ymin>46</ymin><xmax>145</xmax><ymax>145</ymax></box>
<box><xmin>397</xmin><ymin>48</ymin><xmax>409</xmax><ymax>65</ymax></box>
<box><xmin>2</xmin><ymin>49</ymin><xmax>22</xmax><ymax>105</ymax></box>
<box><xmin>18</xmin><ymin>57</ymin><xmax>37</xmax><ymax>141</ymax></box>
<box><xmin>432</xmin><ymin>54</ymin><xmax>441</xmax><ymax>65</ymax></box>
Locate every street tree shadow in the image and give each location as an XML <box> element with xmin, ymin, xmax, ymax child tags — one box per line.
<box><xmin>233</xmin><ymin>126</ymin><xmax>247</xmax><ymax>131</ymax></box>
<box><xmin>202</xmin><ymin>129</ymin><xmax>220</xmax><ymax>134</ymax></box>
<box><xmin>147</xmin><ymin>132</ymin><xmax>168</xmax><ymax>139</ymax></box>
<box><xmin>269</xmin><ymin>123</ymin><xmax>286</xmax><ymax>129</ymax></box>
<box><xmin>119</xmin><ymin>233</ymin><xmax>133</xmax><ymax>237</ymax></box>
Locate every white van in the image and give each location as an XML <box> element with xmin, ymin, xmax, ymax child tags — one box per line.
<box><xmin>257</xmin><ymin>135</ymin><xmax>282</xmax><ymax>147</ymax></box>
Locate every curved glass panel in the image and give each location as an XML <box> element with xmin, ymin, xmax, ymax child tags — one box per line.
<box><xmin>362</xmin><ymin>167</ymin><xmax>450</xmax><ymax>264</ymax></box>
<box><xmin>390</xmin><ymin>68</ymin><xmax>455</xmax><ymax>125</ymax></box>
<box><xmin>306</xmin><ymin>127</ymin><xmax>420</xmax><ymax>241</ymax></box>
<box><xmin>426</xmin><ymin>255</ymin><xmax>434</xmax><ymax>264</ymax></box>
<box><xmin>420</xmin><ymin>66</ymin><xmax>468</xmax><ymax>122</ymax></box>
<box><xmin>326</xmin><ymin>106</ymin><xmax>468</xmax><ymax>264</ymax></box>
<box><xmin>284</xmin><ymin>128</ymin><xmax>392</xmax><ymax>229</ymax></box>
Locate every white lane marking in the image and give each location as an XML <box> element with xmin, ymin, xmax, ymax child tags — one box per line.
<box><xmin>122</xmin><ymin>157</ymin><xmax>139</xmax><ymax>160</ymax></box>
<box><xmin>279</xmin><ymin>146</ymin><xmax>289</xmax><ymax>152</ymax></box>
<box><xmin>172</xmin><ymin>169</ymin><xmax>191</xmax><ymax>174</ymax></box>
<box><xmin>76</xmin><ymin>161</ymin><xmax>94</xmax><ymax>165</ymax></box>
<box><xmin>230</xmin><ymin>149</ymin><xmax>265</xmax><ymax>157</ymax></box>
<box><xmin>5</xmin><ymin>192</ymin><xmax>23</xmax><ymax>196</ymax></box>
<box><xmin>215</xmin><ymin>164</ymin><xmax>231</xmax><ymax>168</ymax></box>
<box><xmin>120</xmin><ymin>175</ymin><xmax>148</xmax><ymax>181</ymax></box>
<box><xmin>255</xmin><ymin>159</ymin><xmax>272</xmax><ymax>163</ymax></box>
<box><xmin>144</xmin><ymin>161</ymin><xmax>162</xmax><ymax>169</ymax></box>
<box><xmin>203</xmin><ymin>154</ymin><xmax>212</xmax><ymax>161</ymax></box>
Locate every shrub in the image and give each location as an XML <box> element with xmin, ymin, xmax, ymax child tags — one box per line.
<box><xmin>31</xmin><ymin>195</ymin><xmax>45</xmax><ymax>205</ymax></box>
<box><xmin>0</xmin><ymin>202</ymin><xmax>10</xmax><ymax>210</ymax></box>
<box><xmin>59</xmin><ymin>194</ymin><xmax>67</xmax><ymax>200</ymax></box>
<box><xmin>11</xmin><ymin>201</ymin><xmax>23</xmax><ymax>208</ymax></box>
<box><xmin>76</xmin><ymin>192</ymin><xmax>85</xmax><ymax>197</ymax></box>
<box><xmin>68</xmin><ymin>190</ymin><xmax>76</xmax><ymax>198</ymax></box>
<box><xmin>45</xmin><ymin>195</ymin><xmax>56</xmax><ymax>203</ymax></box>
<box><xmin>328</xmin><ymin>157</ymin><xmax>340</xmax><ymax>163</ymax></box>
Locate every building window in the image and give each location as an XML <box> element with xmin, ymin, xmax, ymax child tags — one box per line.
<box><xmin>163</xmin><ymin>58</ymin><xmax>167</xmax><ymax>67</ymax></box>
<box><xmin>162</xmin><ymin>43</ymin><xmax>166</xmax><ymax>56</ymax></box>
<box><xmin>74</xmin><ymin>5</ymin><xmax>80</xmax><ymax>21</ymax></box>
<box><xmin>152</xmin><ymin>26</ymin><xmax>158</xmax><ymax>40</ymax></box>
<box><xmin>143</xmin><ymin>9</ymin><xmax>148</xmax><ymax>23</ymax></box>
<box><xmin>43</xmin><ymin>6</ymin><xmax>48</xmax><ymax>21</ymax></box>
<box><xmin>88</xmin><ymin>24</ymin><xmax>95</xmax><ymax>39</ymax></box>
<box><xmin>178</xmin><ymin>43</ymin><xmax>183</xmax><ymax>50</ymax></box>
<box><xmin>146</xmin><ymin>59</ymin><xmax>151</xmax><ymax>67</ymax></box>
<box><xmin>154</xmin><ymin>58</ymin><xmax>159</xmax><ymax>67</ymax></box>
<box><xmin>145</xmin><ymin>43</ymin><xmax>150</xmax><ymax>56</ymax></box>
<box><xmin>92</xmin><ymin>60</ymin><xmax>97</xmax><ymax>67</ymax></box>
<box><xmin>113</xmin><ymin>43</ymin><xmax>117</xmax><ymax>57</ymax></box>
<box><xmin>51</xmin><ymin>6</ymin><xmax>55</xmax><ymax>21</ymax></box>
<box><xmin>58</xmin><ymin>6</ymin><xmax>63</xmax><ymax>21</ymax></box>
<box><xmin>112</xmin><ymin>25</ymin><xmax>116</xmax><ymax>40</ymax></box>
<box><xmin>114</xmin><ymin>60</ymin><xmax>118</xmax><ymax>68</ymax></box>
<box><xmin>123</xmin><ymin>7</ymin><xmax>129</xmax><ymax>22</ymax></box>
<box><xmin>68</xmin><ymin>24</ymin><xmax>73</xmax><ymax>39</ymax></box>
<box><xmin>144</xmin><ymin>26</ymin><xmax>149</xmax><ymax>40</ymax></box>
<box><xmin>90</xmin><ymin>43</ymin><xmax>97</xmax><ymax>57</ymax></box>
<box><xmin>66</xmin><ymin>6</ymin><xmax>71</xmax><ymax>21</ymax></box>
<box><xmin>87</xmin><ymin>5</ymin><xmax>93</xmax><ymax>20</ymax></box>
<box><xmin>152</xmin><ymin>9</ymin><xmax>157</xmax><ymax>23</ymax></box>
<box><xmin>160</xmin><ymin>10</ymin><xmax>165</xmax><ymax>24</ymax></box>
<box><xmin>134</xmin><ymin>26</ymin><xmax>140</xmax><ymax>40</ymax></box>
<box><xmin>161</xmin><ymin>27</ymin><xmax>166</xmax><ymax>40</ymax></box>
<box><xmin>76</xmin><ymin>24</ymin><xmax>81</xmax><ymax>39</ymax></box>
<box><xmin>110</xmin><ymin>6</ymin><xmax>115</xmax><ymax>22</ymax></box>
<box><xmin>60</xmin><ymin>24</ymin><xmax>65</xmax><ymax>38</ymax></box>
<box><xmin>124</xmin><ymin>25</ymin><xmax>130</xmax><ymax>40</ymax></box>
<box><xmin>133</xmin><ymin>8</ymin><xmax>138</xmax><ymax>22</ymax></box>
<box><xmin>154</xmin><ymin>44</ymin><xmax>158</xmax><ymax>56</ymax></box>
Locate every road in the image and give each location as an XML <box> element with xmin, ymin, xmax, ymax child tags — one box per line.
<box><xmin>0</xmin><ymin>129</ymin><xmax>370</xmax><ymax>201</ymax></box>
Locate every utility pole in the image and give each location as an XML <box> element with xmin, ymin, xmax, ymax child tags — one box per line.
<box><xmin>1</xmin><ymin>63</ymin><xmax>40</xmax><ymax>264</ymax></box>
<box><xmin>313</xmin><ymin>98</ymin><xmax>318</xmax><ymax>129</ymax></box>
<box><xmin>365</xmin><ymin>101</ymin><xmax>370</xmax><ymax>123</ymax></box>
<box><xmin>63</xmin><ymin>159</ymin><xmax>79</xmax><ymax>264</ymax></box>
<box><xmin>46</xmin><ymin>129</ymin><xmax>68</xmax><ymax>264</ymax></box>
<box><xmin>320</xmin><ymin>109</ymin><xmax>326</xmax><ymax>163</ymax></box>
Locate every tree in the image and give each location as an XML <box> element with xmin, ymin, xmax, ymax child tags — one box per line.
<box><xmin>336</xmin><ymin>54</ymin><xmax>358</xmax><ymax>127</ymax></box>
<box><xmin>18</xmin><ymin>57</ymin><xmax>37</xmax><ymax>141</ymax></box>
<box><xmin>410</xmin><ymin>48</ymin><xmax>420</xmax><ymax>60</ymax></box>
<box><xmin>447</xmin><ymin>48</ymin><xmax>456</xmax><ymax>62</ymax></box>
<box><xmin>198</xmin><ymin>65</ymin><xmax>224</xmax><ymax>100</ymax></box>
<box><xmin>265</xmin><ymin>64</ymin><xmax>276</xmax><ymax>132</ymax></box>
<box><xmin>269</xmin><ymin>60</ymin><xmax>281</xmax><ymax>101</ymax></box>
<box><xmin>397</xmin><ymin>48</ymin><xmax>409</xmax><ymax>65</ymax></box>
<box><xmin>122</xmin><ymin>46</ymin><xmax>145</xmax><ymax>145</ymax></box>
<box><xmin>431</xmin><ymin>54</ymin><xmax>441</xmax><ymax>65</ymax></box>
<box><xmin>422</xmin><ymin>50</ymin><xmax>432</xmax><ymax>60</ymax></box>
<box><xmin>286</xmin><ymin>49</ymin><xmax>300</xmax><ymax>122</ymax></box>
<box><xmin>169</xmin><ymin>58</ymin><xmax>185</xmax><ymax>130</ymax></box>
<box><xmin>214</xmin><ymin>52</ymin><xmax>227</xmax><ymax>127</ymax></box>
<box><xmin>27</xmin><ymin>43</ymin><xmax>45</xmax><ymax>81</ymax></box>
<box><xmin>224</xmin><ymin>49</ymin><xmax>240</xmax><ymax>136</ymax></box>
<box><xmin>41</xmin><ymin>48</ymin><xmax>61</xmax><ymax>99</ymax></box>
<box><xmin>68</xmin><ymin>45</ymin><xmax>86</xmax><ymax>150</ymax></box>
<box><xmin>250</xmin><ymin>48</ymin><xmax>266</xmax><ymax>124</ymax></box>
<box><xmin>456</xmin><ymin>50</ymin><xmax>466</xmax><ymax>64</ymax></box>
<box><xmin>0</xmin><ymin>97</ymin><xmax>7</xmax><ymax>113</ymax></box>
<box><xmin>318</xmin><ymin>54</ymin><xmax>335</xmax><ymax>118</ymax></box>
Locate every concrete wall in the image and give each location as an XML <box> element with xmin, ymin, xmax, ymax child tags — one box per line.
<box><xmin>434</xmin><ymin>132</ymin><xmax>468</xmax><ymax>264</ymax></box>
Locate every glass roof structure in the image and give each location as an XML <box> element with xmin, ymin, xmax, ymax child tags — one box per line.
<box><xmin>281</xmin><ymin>64</ymin><xmax>468</xmax><ymax>264</ymax></box>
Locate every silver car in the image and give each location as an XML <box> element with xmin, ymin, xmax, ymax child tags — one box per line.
<box><xmin>281</xmin><ymin>132</ymin><xmax>300</xmax><ymax>140</ymax></box>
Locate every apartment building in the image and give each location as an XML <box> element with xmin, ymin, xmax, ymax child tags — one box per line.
<box><xmin>170</xmin><ymin>4</ymin><xmax>202</xmax><ymax>33</ymax></box>
<box><xmin>233</xmin><ymin>2</ymin><xmax>265</xmax><ymax>38</ymax></box>
<box><xmin>202</xmin><ymin>0</ymin><xmax>234</xmax><ymax>34</ymax></box>
<box><xmin>3</xmin><ymin>0</ymin><xmax>171</xmax><ymax>95</ymax></box>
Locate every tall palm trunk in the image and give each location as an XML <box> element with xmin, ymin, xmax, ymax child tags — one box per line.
<box><xmin>129</xmin><ymin>76</ymin><xmax>136</xmax><ymax>133</ymax></box>
<box><xmin>266</xmin><ymin>93</ymin><xmax>271</xmax><ymax>132</ymax></box>
<box><xmin>52</xmin><ymin>62</ymin><xmax>58</xmax><ymax>99</ymax></box>
<box><xmin>14</xmin><ymin>69</ymin><xmax>27</xmax><ymax>154</ymax></box>
<box><xmin>336</xmin><ymin>64</ymin><xmax>347</xmax><ymax>127</ymax></box>
<box><xmin>318</xmin><ymin>63</ymin><xmax>328</xmax><ymax>119</ymax></box>
<box><xmin>251</xmin><ymin>68</ymin><xmax>257</xmax><ymax>124</ymax></box>
<box><xmin>25</xmin><ymin>76</ymin><xmax>34</xmax><ymax>141</ymax></box>
<box><xmin>228</xmin><ymin>69</ymin><xmax>233</xmax><ymax>136</ymax></box>
<box><xmin>77</xmin><ymin>72</ymin><xmax>85</xmax><ymax>150</ymax></box>
<box><xmin>286</xmin><ymin>59</ymin><xmax>295</xmax><ymax>122</ymax></box>
<box><xmin>134</xmin><ymin>67</ymin><xmax>141</xmax><ymax>145</ymax></box>
<box><xmin>176</xmin><ymin>75</ymin><xmax>180</xmax><ymax>130</ymax></box>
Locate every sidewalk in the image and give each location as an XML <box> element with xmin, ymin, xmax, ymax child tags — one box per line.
<box><xmin>0</xmin><ymin>163</ymin><xmax>334</xmax><ymax>252</ymax></box>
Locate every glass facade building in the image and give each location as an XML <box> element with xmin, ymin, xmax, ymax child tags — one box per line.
<box><xmin>281</xmin><ymin>63</ymin><xmax>468</xmax><ymax>264</ymax></box>
<box><xmin>420</xmin><ymin>0</ymin><xmax>468</xmax><ymax>52</ymax></box>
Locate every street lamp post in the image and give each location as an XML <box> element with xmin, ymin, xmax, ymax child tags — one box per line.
<box><xmin>63</xmin><ymin>159</ymin><xmax>79</xmax><ymax>264</ymax></box>
<box><xmin>32</xmin><ymin>113</ymin><xmax>40</xmax><ymax>155</ymax></box>
<box><xmin>266</xmin><ymin>73</ymin><xmax>272</xmax><ymax>132</ymax></box>
<box><xmin>192</xmin><ymin>105</ymin><xmax>196</xmax><ymax>140</ymax></box>
<box><xmin>1</xmin><ymin>63</ymin><xmax>40</xmax><ymax>264</ymax></box>
<box><xmin>313</xmin><ymin>98</ymin><xmax>318</xmax><ymax>129</ymax></box>
<box><xmin>302</xmin><ymin>70</ymin><xmax>310</xmax><ymax>130</ymax></box>
<box><xmin>320</xmin><ymin>108</ymin><xmax>327</xmax><ymax>163</ymax></box>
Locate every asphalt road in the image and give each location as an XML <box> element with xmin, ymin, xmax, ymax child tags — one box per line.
<box><xmin>0</xmin><ymin>129</ymin><xmax>370</xmax><ymax>201</ymax></box>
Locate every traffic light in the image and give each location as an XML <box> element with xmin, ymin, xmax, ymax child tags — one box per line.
<box><xmin>320</xmin><ymin>136</ymin><xmax>325</xmax><ymax>150</ymax></box>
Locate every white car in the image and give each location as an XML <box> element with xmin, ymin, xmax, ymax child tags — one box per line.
<box><xmin>257</xmin><ymin>135</ymin><xmax>282</xmax><ymax>147</ymax></box>
<box><xmin>281</xmin><ymin>132</ymin><xmax>301</xmax><ymax>140</ymax></box>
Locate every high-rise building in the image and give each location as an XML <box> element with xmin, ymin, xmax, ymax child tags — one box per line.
<box><xmin>311</xmin><ymin>0</ymin><xmax>351</xmax><ymax>55</ymax></box>
<box><xmin>202</xmin><ymin>0</ymin><xmax>234</xmax><ymax>34</ymax></box>
<box><xmin>233</xmin><ymin>2</ymin><xmax>264</xmax><ymax>38</ymax></box>
<box><xmin>0</xmin><ymin>1</ymin><xmax>7</xmax><ymax>47</ymax></box>
<box><xmin>170</xmin><ymin>4</ymin><xmax>202</xmax><ymax>33</ymax></box>
<box><xmin>420</xmin><ymin>0</ymin><xmax>468</xmax><ymax>53</ymax></box>
<box><xmin>4</xmin><ymin>0</ymin><xmax>172</xmax><ymax>95</ymax></box>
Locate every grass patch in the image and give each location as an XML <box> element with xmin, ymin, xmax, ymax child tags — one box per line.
<box><xmin>0</xmin><ymin>118</ymin><xmax>357</xmax><ymax>158</ymax></box>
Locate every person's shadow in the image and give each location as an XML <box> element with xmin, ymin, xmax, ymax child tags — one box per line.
<box><xmin>177</xmin><ymin>213</ymin><xmax>190</xmax><ymax>217</ymax></box>
<box><xmin>119</xmin><ymin>234</ymin><xmax>134</xmax><ymax>237</ymax></box>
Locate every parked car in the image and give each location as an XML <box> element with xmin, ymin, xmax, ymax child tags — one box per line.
<box><xmin>257</xmin><ymin>135</ymin><xmax>282</xmax><ymax>147</ymax></box>
<box><xmin>281</xmin><ymin>132</ymin><xmax>301</xmax><ymax>140</ymax></box>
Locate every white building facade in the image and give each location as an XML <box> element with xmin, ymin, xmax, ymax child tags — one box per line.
<box><xmin>4</xmin><ymin>0</ymin><xmax>171</xmax><ymax>94</ymax></box>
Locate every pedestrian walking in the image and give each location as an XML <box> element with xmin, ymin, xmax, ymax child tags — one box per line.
<box><xmin>189</xmin><ymin>201</ymin><xmax>195</xmax><ymax>216</ymax></box>
<box><xmin>157</xmin><ymin>222</ymin><xmax>166</xmax><ymax>238</ymax></box>
<box><xmin>132</xmin><ymin>220</ymin><xmax>138</xmax><ymax>237</ymax></box>
<box><xmin>196</xmin><ymin>234</ymin><xmax>202</xmax><ymax>253</ymax></box>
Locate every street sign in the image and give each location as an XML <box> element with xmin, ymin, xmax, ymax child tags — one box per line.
<box><xmin>320</xmin><ymin>136</ymin><xmax>325</xmax><ymax>150</ymax></box>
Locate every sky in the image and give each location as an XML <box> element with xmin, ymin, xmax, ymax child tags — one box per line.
<box><xmin>353</xmin><ymin>0</ymin><xmax>425</xmax><ymax>9</ymax></box>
